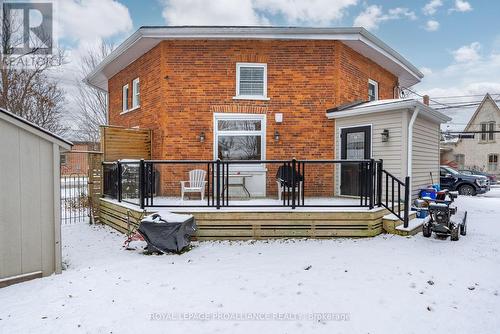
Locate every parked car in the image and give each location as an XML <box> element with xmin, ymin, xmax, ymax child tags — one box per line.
<box><xmin>459</xmin><ymin>169</ymin><xmax>497</xmax><ymax>185</ymax></box>
<box><xmin>440</xmin><ymin>166</ymin><xmax>489</xmax><ymax>196</ymax></box>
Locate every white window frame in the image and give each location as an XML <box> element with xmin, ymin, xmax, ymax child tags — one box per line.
<box><xmin>213</xmin><ymin>113</ymin><xmax>266</xmax><ymax>170</ymax></box>
<box><xmin>368</xmin><ymin>79</ymin><xmax>379</xmax><ymax>101</ymax></box>
<box><xmin>234</xmin><ymin>63</ymin><xmax>269</xmax><ymax>101</ymax></box>
<box><xmin>488</xmin><ymin>154</ymin><xmax>498</xmax><ymax>171</ymax></box>
<box><xmin>122</xmin><ymin>84</ymin><xmax>129</xmax><ymax>112</ymax></box>
<box><xmin>132</xmin><ymin>78</ymin><xmax>140</xmax><ymax>109</ymax></box>
<box><xmin>480</xmin><ymin>121</ymin><xmax>496</xmax><ymax>142</ymax></box>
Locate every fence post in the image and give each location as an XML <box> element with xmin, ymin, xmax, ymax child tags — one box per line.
<box><xmin>377</xmin><ymin>159</ymin><xmax>383</xmax><ymax>207</ymax></box>
<box><xmin>291</xmin><ymin>158</ymin><xmax>296</xmax><ymax>209</ymax></box>
<box><xmin>216</xmin><ymin>159</ymin><xmax>221</xmax><ymax>210</ymax></box>
<box><xmin>369</xmin><ymin>159</ymin><xmax>375</xmax><ymax>209</ymax></box>
<box><xmin>404</xmin><ymin>176</ymin><xmax>410</xmax><ymax>228</ymax></box>
<box><xmin>139</xmin><ymin>159</ymin><xmax>145</xmax><ymax>209</ymax></box>
<box><xmin>117</xmin><ymin>160</ymin><xmax>122</xmax><ymax>202</ymax></box>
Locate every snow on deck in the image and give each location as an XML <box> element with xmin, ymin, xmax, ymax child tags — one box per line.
<box><xmin>1</xmin><ymin>188</ymin><xmax>500</xmax><ymax>333</ymax></box>
<box><xmin>106</xmin><ymin>196</ymin><xmax>386</xmax><ymax>213</ymax></box>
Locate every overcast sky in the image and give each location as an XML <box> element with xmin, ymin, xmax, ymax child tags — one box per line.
<box><xmin>52</xmin><ymin>0</ymin><xmax>500</xmax><ymax>131</ymax></box>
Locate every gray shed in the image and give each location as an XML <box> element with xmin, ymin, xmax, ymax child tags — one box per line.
<box><xmin>327</xmin><ymin>99</ymin><xmax>451</xmax><ymax>199</ymax></box>
<box><xmin>0</xmin><ymin>108</ymin><xmax>72</xmax><ymax>288</ymax></box>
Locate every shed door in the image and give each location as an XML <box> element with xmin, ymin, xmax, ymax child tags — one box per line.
<box><xmin>340</xmin><ymin>126</ymin><xmax>371</xmax><ymax>196</ymax></box>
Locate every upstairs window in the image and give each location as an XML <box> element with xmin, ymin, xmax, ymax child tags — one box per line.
<box><xmin>368</xmin><ymin>79</ymin><xmax>379</xmax><ymax>101</ymax></box>
<box><xmin>488</xmin><ymin>154</ymin><xmax>498</xmax><ymax>171</ymax></box>
<box><xmin>122</xmin><ymin>84</ymin><xmax>129</xmax><ymax>112</ymax></box>
<box><xmin>480</xmin><ymin>122</ymin><xmax>495</xmax><ymax>142</ymax></box>
<box><xmin>235</xmin><ymin>63</ymin><xmax>268</xmax><ymax>100</ymax></box>
<box><xmin>132</xmin><ymin>78</ymin><xmax>140</xmax><ymax>109</ymax></box>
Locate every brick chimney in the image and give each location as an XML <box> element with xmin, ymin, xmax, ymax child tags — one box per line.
<box><xmin>423</xmin><ymin>95</ymin><xmax>430</xmax><ymax>106</ymax></box>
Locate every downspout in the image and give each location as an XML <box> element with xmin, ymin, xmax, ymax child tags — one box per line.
<box><xmin>407</xmin><ymin>106</ymin><xmax>420</xmax><ymax>197</ymax></box>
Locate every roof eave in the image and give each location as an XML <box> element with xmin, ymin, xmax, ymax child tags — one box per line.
<box><xmin>85</xmin><ymin>26</ymin><xmax>423</xmax><ymax>92</ymax></box>
<box><xmin>0</xmin><ymin>108</ymin><xmax>73</xmax><ymax>149</ymax></box>
<box><xmin>326</xmin><ymin>100</ymin><xmax>451</xmax><ymax>124</ymax></box>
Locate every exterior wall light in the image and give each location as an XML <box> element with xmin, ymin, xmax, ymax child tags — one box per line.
<box><xmin>274</xmin><ymin>130</ymin><xmax>280</xmax><ymax>142</ymax></box>
<box><xmin>381</xmin><ymin>129</ymin><xmax>390</xmax><ymax>142</ymax></box>
<box><xmin>199</xmin><ymin>131</ymin><xmax>206</xmax><ymax>143</ymax></box>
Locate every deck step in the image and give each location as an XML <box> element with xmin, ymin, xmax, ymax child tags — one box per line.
<box><xmin>394</xmin><ymin>217</ymin><xmax>430</xmax><ymax>236</ymax></box>
<box><xmin>382</xmin><ymin>211</ymin><xmax>417</xmax><ymax>234</ymax></box>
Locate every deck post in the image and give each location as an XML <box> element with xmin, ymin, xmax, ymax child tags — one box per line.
<box><xmin>403</xmin><ymin>176</ymin><xmax>410</xmax><ymax>228</ymax></box>
<box><xmin>369</xmin><ymin>159</ymin><xmax>375</xmax><ymax>209</ymax></box>
<box><xmin>117</xmin><ymin>160</ymin><xmax>122</xmax><ymax>202</ymax></box>
<box><xmin>216</xmin><ymin>159</ymin><xmax>221</xmax><ymax>209</ymax></box>
<box><xmin>377</xmin><ymin>159</ymin><xmax>383</xmax><ymax>207</ymax></box>
<box><xmin>139</xmin><ymin>159</ymin><xmax>145</xmax><ymax>209</ymax></box>
<box><xmin>291</xmin><ymin>158</ymin><xmax>296</xmax><ymax>209</ymax></box>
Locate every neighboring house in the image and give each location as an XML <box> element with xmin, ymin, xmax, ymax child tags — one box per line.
<box><xmin>441</xmin><ymin>94</ymin><xmax>500</xmax><ymax>176</ymax></box>
<box><xmin>85</xmin><ymin>26</ymin><xmax>449</xmax><ymax>199</ymax></box>
<box><xmin>60</xmin><ymin>141</ymin><xmax>100</xmax><ymax>176</ymax></box>
<box><xmin>0</xmin><ymin>108</ymin><xmax>72</xmax><ymax>288</ymax></box>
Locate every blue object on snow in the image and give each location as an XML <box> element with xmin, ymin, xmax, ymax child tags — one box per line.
<box><xmin>416</xmin><ymin>209</ymin><xmax>428</xmax><ymax>218</ymax></box>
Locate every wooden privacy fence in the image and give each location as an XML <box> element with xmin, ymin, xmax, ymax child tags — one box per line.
<box><xmin>100</xmin><ymin>125</ymin><xmax>152</xmax><ymax>162</ymax></box>
<box><xmin>88</xmin><ymin>152</ymin><xmax>103</xmax><ymax>222</ymax></box>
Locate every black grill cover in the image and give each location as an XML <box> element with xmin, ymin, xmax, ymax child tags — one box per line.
<box><xmin>138</xmin><ymin>214</ymin><xmax>197</xmax><ymax>253</ymax></box>
<box><xmin>276</xmin><ymin>165</ymin><xmax>304</xmax><ymax>187</ymax></box>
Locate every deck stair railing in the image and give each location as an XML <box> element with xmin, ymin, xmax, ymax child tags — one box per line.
<box><xmin>102</xmin><ymin>158</ymin><xmax>411</xmax><ymax>226</ymax></box>
<box><xmin>377</xmin><ymin>159</ymin><xmax>411</xmax><ymax>228</ymax></box>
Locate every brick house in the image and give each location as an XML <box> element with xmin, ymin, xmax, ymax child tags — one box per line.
<box><xmin>86</xmin><ymin>27</ymin><xmax>449</xmax><ymax>199</ymax></box>
<box><xmin>61</xmin><ymin>141</ymin><xmax>100</xmax><ymax>176</ymax></box>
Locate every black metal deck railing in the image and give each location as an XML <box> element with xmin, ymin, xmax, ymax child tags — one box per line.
<box><xmin>102</xmin><ymin>158</ymin><xmax>411</xmax><ymax>227</ymax></box>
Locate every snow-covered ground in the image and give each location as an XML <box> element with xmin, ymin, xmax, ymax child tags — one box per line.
<box><xmin>1</xmin><ymin>189</ymin><xmax>500</xmax><ymax>333</ymax></box>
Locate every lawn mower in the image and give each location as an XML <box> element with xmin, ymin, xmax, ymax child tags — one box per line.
<box><xmin>415</xmin><ymin>188</ymin><xmax>467</xmax><ymax>241</ymax></box>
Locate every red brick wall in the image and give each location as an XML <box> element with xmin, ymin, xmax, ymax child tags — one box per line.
<box><xmin>61</xmin><ymin>143</ymin><xmax>99</xmax><ymax>175</ymax></box>
<box><xmin>107</xmin><ymin>39</ymin><xmax>398</xmax><ymax>197</ymax></box>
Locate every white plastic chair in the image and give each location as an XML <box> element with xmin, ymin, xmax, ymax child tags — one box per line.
<box><xmin>180</xmin><ymin>169</ymin><xmax>207</xmax><ymax>201</ymax></box>
<box><xmin>276</xmin><ymin>180</ymin><xmax>303</xmax><ymax>201</ymax></box>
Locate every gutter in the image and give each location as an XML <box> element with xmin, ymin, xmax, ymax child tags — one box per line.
<box><xmin>407</xmin><ymin>106</ymin><xmax>420</xmax><ymax>197</ymax></box>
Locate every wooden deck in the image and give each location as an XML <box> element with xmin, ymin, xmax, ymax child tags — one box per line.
<box><xmin>99</xmin><ymin>198</ymin><xmax>393</xmax><ymax>239</ymax></box>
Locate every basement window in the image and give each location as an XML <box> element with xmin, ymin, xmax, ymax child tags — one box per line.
<box><xmin>234</xmin><ymin>63</ymin><xmax>269</xmax><ymax>100</ymax></box>
<box><xmin>368</xmin><ymin>79</ymin><xmax>379</xmax><ymax>101</ymax></box>
<box><xmin>122</xmin><ymin>84</ymin><xmax>129</xmax><ymax>111</ymax></box>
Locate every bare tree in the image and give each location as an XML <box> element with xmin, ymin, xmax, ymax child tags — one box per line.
<box><xmin>72</xmin><ymin>41</ymin><xmax>112</xmax><ymax>143</ymax></box>
<box><xmin>0</xmin><ymin>5</ymin><xmax>67</xmax><ymax>134</ymax></box>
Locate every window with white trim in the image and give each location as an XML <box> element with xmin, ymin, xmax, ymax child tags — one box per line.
<box><xmin>132</xmin><ymin>78</ymin><xmax>140</xmax><ymax>108</ymax></box>
<box><xmin>480</xmin><ymin>122</ymin><xmax>495</xmax><ymax>142</ymax></box>
<box><xmin>235</xmin><ymin>63</ymin><xmax>267</xmax><ymax>99</ymax></box>
<box><xmin>488</xmin><ymin>154</ymin><xmax>498</xmax><ymax>171</ymax></box>
<box><xmin>368</xmin><ymin>79</ymin><xmax>379</xmax><ymax>101</ymax></box>
<box><xmin>214</xmin><ymin>114</ymin><xmax>265</xmax><ymax>161</ymax></box>
<box><xmin>60</xmin><ymin>154</ymin><xmax>67</xmax><ymax>165</ymax></box>
<box><xmin>122</xmin><ymin>84</ymin><xmax>129</xmax><ymax>111</ymax></box>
